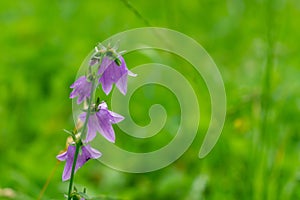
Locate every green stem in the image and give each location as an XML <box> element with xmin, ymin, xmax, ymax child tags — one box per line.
<box><xmin>119</xmin><ymin>0</ymin><xmax>152</xmax><ymax>27</ymax></box>
<box><xmin>67</xmin><ymin>143</ymin><xmax>80</xmax><ymax>200</ymax></box>
<box><xmin>253</xmin><ymin>1</ymin><xmax>275</xmax><ymax>200</ymax></box>
<box><xmin>67</xmin><ymin>78</ymin><xmax>97</xmax><ymax>200</ymax></box>
<box><xmin>81</xmin><ymin>79</ymin><xmax>97</xmax><ymax>138</ymax></box>
<box><xmin>260</xmin><ymin>0</ymin><xmax>274</xmax><ymax>144</ymax></box>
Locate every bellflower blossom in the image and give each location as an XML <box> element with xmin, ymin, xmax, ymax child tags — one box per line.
<box><xmin>56</xmin><ymin>144</ymin><xmax>101</xmax><ymax>181</ymax></box>
<box><xmin>79</xmin><ymin>102</ymin><xmax>124</xmax><ymax>143</ymax></box>
<box><xmin>70</xmin><ymin>76</ymin><xmax>92</xmax><ymax>104</ymax></box>
<box><xmin>98</xmin><ymin>56</ymin><xmax>136</xmax><ymax>95</ymax></box>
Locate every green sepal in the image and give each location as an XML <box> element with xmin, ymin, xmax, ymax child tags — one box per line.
<box><xmin>114</xmin><ymin>57</ymin><xmax>121</xmax><ymax>66</ymax></box>
<box><xmin>93</xmin><ymin>52</ymin><xmax>102</xmax><ymax>59</ymax></box>
<box><xmin>96</xmin><ymin>97</ymin><xmax>100</xmax><ymax>106</ymax></box>
<box><xmin>63</xmin><ymin>129</ymin><xmax>74</xmax><ymax>136</ymax></box>
<box><xmin>106</xmin><ymin>50</ymin><xmax>113</xmax><ymax>57</ymax></box>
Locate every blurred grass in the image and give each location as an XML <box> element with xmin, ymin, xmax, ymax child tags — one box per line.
<box><xmin>0</xmin><ymin>0</ymin><xmax>300</xmax><ymax>199</ymax></box>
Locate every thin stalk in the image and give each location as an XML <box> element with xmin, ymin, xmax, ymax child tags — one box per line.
<box><xmin>81</xmin><ymin>79</ymin><xmax>97</xmax><ymax>138</ymax></box>
<box><xmin>38</xmin><ymin>160</ymin><xmax>60</xmax><ymax>200</ymax></box>
<box><xmin>260</xmin><ymin>0</ymin><xmax>274</xmax><ymax>144</ymax></box>
<box><xmin>67</xmin><ymin>143</ymin><xmax>80</xmax><ymax>200</ymax></box>
<box><xmin>119</xmin><ymin>0</ymin><xmax>152</xmax><ymax>27</ymax></box>
<box><xmin>254</xmin><ymin>0</ymin><xmax>275</xmax><ymax>199</ymax></box>
<box><xmin>67</xmin><ymin>78</ymin><xmax>97</xmax><ymax>200</ymax></box>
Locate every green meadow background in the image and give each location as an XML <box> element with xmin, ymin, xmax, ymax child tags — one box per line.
<box><xmin>0</xmin><ymin>0</ymin><xmax>299</xmax><ymax>199</ymax></box>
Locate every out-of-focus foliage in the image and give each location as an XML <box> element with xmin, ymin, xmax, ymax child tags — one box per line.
<box><xmin>0</xmin><ymin>0</ymin><xmax>299</xmax><ymax>199</ymax></box>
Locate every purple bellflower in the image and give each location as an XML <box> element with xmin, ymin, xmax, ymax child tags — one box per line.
<box><xmin>98</xmin><ymin>56</ymin><xmax>136</xmax><ymax>95</ymax></box>
<box><xmin>79</xmin><ymin>102</ymin><xmax>124</xmax><ymax>143</ymax></box>
<box><xmin>56</xmin><ymin>144</ymin><xmax>101</xmax><ymax>181</ymax></box>
<box><xmin>70</xmin><ymin>76</ymin><xmax>93</xmax><ymax>104</ymax></box>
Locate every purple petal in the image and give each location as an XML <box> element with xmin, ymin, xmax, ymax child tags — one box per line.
<box><xmin>77</xmin><ymin>94</ymin><xmax>85</xmax><ymax>105</ymax></box>
<box><xmin>75</xmin><ymin>145</ymin><xmax>101</xmax><ymax>176</ymax></box>
<box><xmin>98</xmin><ymin>101</ymin><xmax>108</xmax><ymax>109</ymax></box>
<box><xmin>62</xmin><ymin>145</ymin><xmax>76</xmax><ymax>181</ymax></box>
<box><xmin>81</xmin><ymin>145</ymin><xmax>102</xmax><ymax>160</ymax></box>
<box><xmin>56</xmin><ymin>151</ymin><xmax>67</xmax><ymax>161</ymax></box>
<box><xmin>76</xmin><ymin>154</ymin><xmax>87</xmax><ymax>170</ymax></box>
<box><xmin>116</xmin><ymin>73</ymin><xmax>128</xmax><ymax>95</ymax></box>
<box><xmin>79</xmin><ymin>113</ymin><xmax>99</xmax><ymax>143</ymax></box>
<box><xmin>96</xmin><ymin>110</ymin><xmax>116</xmax><ymax>143</ymax></box>
<box><xmin>100</xmin><ymin>75</ymin><xmax>114</xmax><ymax>95</ymax></box>
<box><xmin>98</xmin><ymin>56</ymin><xmax>112</xmax><ymax>75</ymax></box>
<box><xmin>107</xmin><ymin>110</ymin><xmax>124</xmax><ymax>123</ymax></box>
<box><xmin>70</xmin><ymin>76</ymin><xmax>85</xmax><ymax>89</ymax></box>
<box><xmin>70</xmin><ymin>76</ymin><xmax>92</xmax><ymax>104</ymax></box>
<box><xmin>100</xmin><ymin>62</ymin><xmax>120</xmax><ymax>94</ymax></box>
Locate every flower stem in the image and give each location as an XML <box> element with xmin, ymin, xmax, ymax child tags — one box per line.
<box><xmin>81</xmin><ymin>79</ymin><xmax>97</xmax><ymax>138</ymax></box>
<box><xmin>67</xmin><ymin>78</ymin><xmax>97</xmax><ymax>200</ymax></box>
<box><xmin>67</xmin><ymin>143</ymin><xmax>80</xmax><ymax>200</ymax></box>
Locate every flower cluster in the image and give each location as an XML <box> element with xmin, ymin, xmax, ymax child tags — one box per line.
<box><xmin>57</xmin><ymin>44</ymin><xmax>136</xmax><ymax>193</ymax></box>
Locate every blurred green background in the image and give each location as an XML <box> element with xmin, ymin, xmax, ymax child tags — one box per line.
<box><xmin>0</xmin><ymin>0</ymin><xmax>300</xmax><ymax>199</ymax></box>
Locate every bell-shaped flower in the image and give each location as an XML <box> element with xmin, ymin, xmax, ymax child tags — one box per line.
<box><xmin>70</xmin><ymin>76</ymin><xmax>92</xmax><ymax>104</ymax></box>
<box><xmin>56</xmin><ymin>144</ymin><xmax>101</xmax><ymax>181</ymax></box>
<box><xmin>79</xmin><ymin>102</ymin><xmax>124</xmax><ymax>143</ymax></box>
<box><xmin>98</xmin><ymin>56</ymin><xmax>136</xmax><ymax>95</ymax></box>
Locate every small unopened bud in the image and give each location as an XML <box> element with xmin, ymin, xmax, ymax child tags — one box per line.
<box><xmin>66</xmin><ymin>136</ymin><xmax>74</xmax><ymax>147</ymax></box>
<box><xmin>76</xmin><ymin>118</ymin><xmax>83</xmax><ymax>130</ymax></box>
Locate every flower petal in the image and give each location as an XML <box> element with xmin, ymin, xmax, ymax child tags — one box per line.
<box><xmin>108</xmin><ymin>110</ymin><xmax>124</xmax><ymax>123</ymax></box>
<box><xmin>98</xmin><ymin>101</ymin><xmax>108</xmax><ymax>109</ymax></box>
<box><xmin>128</xmin><ymin>70</ymin><xmax>137</xmax><ymax>77</ymax></box>
<box><xmin>62</xmin><ymin>145</ymin><xmax>76</xmax><ymax>181</ymax></box>
<box><xmin>98</xmin><ymin>57</ymin><xmax>112</xmax><ymax>75</ymax></box>
<box><xmin>96</xmin><ymin>110</ymin><xmax>116</xmax><ymax>143</ymax></box>
<box><xmin>116</xmin><ymin>73</ymin><xmax>128</xmax><ymax>95</ymax></box>
<box><xmin>82</xmin><ymin>145</ymin><xmax>102</xmax><ymax>160</ymax></box>
<box><xmin>79</xmin><ymin>113</ymin><xmax>99</xmax><ymax>143</ymax></box>
<box><xmin>56</xmin><ymin>151</ymin><xmax>67</xmax><ymax>161</ymax></box>
<box><xmin>69</xmin><ymin>76</ymin><xmax>92</xmax><ymax>104</ymax></box>
<box><xmin>100</xmin><ymin>76</ymin><xmax>113</xmax><ymax>95</ymax></box>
